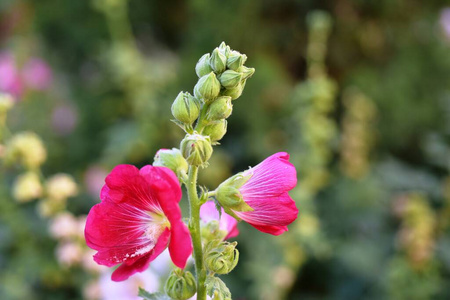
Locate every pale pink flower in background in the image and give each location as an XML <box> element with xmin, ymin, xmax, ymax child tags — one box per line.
<box><xmin>49</xmin><ymin>212</ymin><xmax>79</xmax><ymax>239</ymax></box>
<box><xmin>99</xmin><ymin>269</ymin><xmax>160</xmax><ymax>300</ymax></box>
<box><xmin>84</xmin><ymin>165</ymin><xmax>109</xmax><ymax>198</ymax></box>
<box><xmin>0</xmin><ymin>52</ymin><xmax>23</xmax><ymax>98</ymax></box>
<box><xmin>83</xmin><ymin>280</ymin><xmax>102</xmax><ymax>300</ymax></box>
<box><xmin>200</xmin><ymin>201</ymin><xmax>239</xmax><ymax>240</ymax></box>
<box><xmin>441</xmin><ymin>8</ymin><xmax>450</xmax><ymax>39</ymax></box>
<box><xmin>56</xmin><ymin>242</ymin><xmax>83</xmax><ymax>267</ymax></box>
<box><xmin>23</xmin><ymin>58</ymin><xmax>53</xmax><ymax>90</ymax></box>
<box><xmin>82</xmin><ymin>249</ymin><xmax>108</xmax><ymax>274</ymax></box>
<box><xmin>52</xmin><ymin>104</ymin><xmax>78</xmax><ymax>136</ymax></box>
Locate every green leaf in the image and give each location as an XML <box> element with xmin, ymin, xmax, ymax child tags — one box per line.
<box><xmin>138</xmin><ymin>288</ymin><xmax>171</xmax><ymax>300</ymax></box>
<box><xmin>205</xmin><ymin>276</ymin><xmax>232</xmax><ymax>300</ymax></box>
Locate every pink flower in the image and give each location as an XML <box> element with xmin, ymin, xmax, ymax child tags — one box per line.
<box><xmin>232</xmin><ymin>152</ymin><xmax>298</xmax><ymax>235</ymax></box>
<box><xmin>84</xmin><ymin>164</ymin><xmax>192</xmax><ymax>282</ymax></box>
<box><xmin>23</xmin><ymin>58</ymin><xmax>53</xmax><ymax>90</ymax></box>
<box><xmin>200</xmin><ymin>201</ymin><xmax>239</xmax><ymax>240</ymax></box>
<box><xmin>0</xmin><ymin>52</ymin><xmax>23</xmax><ymax>98</ymax></box>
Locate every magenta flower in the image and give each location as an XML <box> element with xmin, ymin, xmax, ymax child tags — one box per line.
<box><xmin>200</xmin><ymin>201</ymin><xmax>239</xmax><ymax>239</ymax></box>
<box><xmin>230</xmin><ymin>152</ymin><xmax>298</xmax><ymax>235</ymax></box>
<box><xmin>85</xmin><ymin>165</ymin><xmax>192</xmax><ymax>282</ymax></box>
<box><xmin>0</xmin><ymin>52</ymin><xmax>23</xmax><ymax>98</ymax></box>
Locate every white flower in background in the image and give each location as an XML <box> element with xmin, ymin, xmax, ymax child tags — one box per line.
<box><xmin>56</xmin><ymin>241</ymin><xmax>83</xmax><ymax>267</ymax></box>
<box><xmin>49</xmin><ymin>212</ymin><xmax>79</xmax><ymax>239</ymax></box>
<box><xmin>46</xmin><ymin>173</ymin><xmax>78</xmax><ymax>202</ymax></box>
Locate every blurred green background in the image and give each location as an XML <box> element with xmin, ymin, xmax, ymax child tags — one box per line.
<box><xmin>1</xmin><ymin>0</ymin><xmax>450</xmax><ymax>299</ymax></box>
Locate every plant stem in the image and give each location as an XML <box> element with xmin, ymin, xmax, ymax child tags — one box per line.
<box><xmin>186</xmin><ymin>166</ymin><xmax>207</xmax><ymax>300</ymax></box>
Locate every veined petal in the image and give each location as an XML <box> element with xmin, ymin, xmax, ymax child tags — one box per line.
<box><xmin>240</xmin><ymin>152</ymin><xmax>297</xmax><ymax>198</ymax></box>
<box><xmin>168</xmin><ymin>221</ymin><xmax>192</xmax><ymax>268</ymax></box>
<box><xmin>111</xmin><ymin>228</ymin><xmax>170</xmax><ymax>282</ymax></box>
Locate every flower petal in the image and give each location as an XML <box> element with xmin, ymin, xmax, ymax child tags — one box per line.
<box><xmin>111</xmin><ymin>228</ymin><xmax>170</xmax><ymax>281</ymax></box>
<box><xmin>168</xmin><ymin>221</ymin><xmax>192</xmax><ymax>268</ymax></box>
<box><xmin>241</xmin><ymin>152</ymin><xmax>297</xmax><ymax>197</ymax></box>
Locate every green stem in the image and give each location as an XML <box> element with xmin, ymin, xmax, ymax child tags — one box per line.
<box><xmin>186</xmin><ymin>166</ymin><xmax>207</xmax><ymax>300</ymax></box>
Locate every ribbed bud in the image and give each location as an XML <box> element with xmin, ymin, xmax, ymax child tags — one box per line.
<box><xmin>206</xmin><ymin>96</ymin><xmax>233</xmax><ymax>121</ymax></box>
<box><xmin>171</xmin><ymin>91</ymin><xmax>200</xmax><ymax>124</ymax></box>
<box><xmin>180</xmin><ymin>133</ymin><xmax>213</xmax><ymax>167</ymax></box>
<box><xmin>218</xmin><ymin>42</ymin><xmax>231</xmax><ymax>58</ymax></box>
<box><xmin>203</xmin><ymin>120</ymin><xmax>227</xmax><ymax>144</ymax></box>
<box><xmin>196</xmin><ymin>53</ymin><xmax>213</xmax><ymax>78</ymax></box>
<box><xmin>237</xmin><ymin>66</ymin><xmax>255</xmax><ymax>80</ymax></box>
<box><xmin>201</xmin><ymin>220</ymin><xmax>228</xmax><ymax>242</ymax></box>
<box><xmin>153</xmin><ymin>148</ymin><xmax>188</xmax><ymax>179</ymax></box>
<box><xmin>219</xmin><ymin>70</ymin><xmax>242</xmax><ymax>89</ymax></box>
<box><xmin>13</xmin><ymin>172</ymin><xmax>43</xmax><ymax>202</ymax></box>
<box><xmin>222</xmin><ymin>82</ymin><xmax>245</xmax><ymax>100</ymax></box>
<box><xmin>216</xmin><ymin>172</ymin><xmax>253</xmax><ymax>212</ymax></box>
<box><xmin>226</xmin><ymin>51</ymin><xmax>246</xmax><ymax>71</ymax></box>
<box><xmin>204</xmin><ymin>241</ymin><xmax>239</xmax><ymax>275</ymax></box>
<box><xmin>209</xmin><ymin>48</ymin><xmax>227</xmax><ymax>73</ymax></box>
<box><xmin>194</xmin><ymin>72</ymin><xmax>221</xmax><ymax>104</ymax></box>
<box><xmin>164</xmin><ymin>269</ymin><xmax>196</xmax><ymax>300</ymax></box>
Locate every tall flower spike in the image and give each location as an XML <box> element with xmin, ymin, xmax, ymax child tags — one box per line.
<box><xmin>216</xmin><ymin>152</ymin><xmax>298</xmax><ymax>235</ymax></box>
<box><xmin>84</xmin><ymin>164</ymin><xmax>192</xmax><ymax>281</ymax></box>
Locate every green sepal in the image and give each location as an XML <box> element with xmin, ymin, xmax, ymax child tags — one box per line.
<box><xmin>205</xmin><ymin>276</ymin><xmax>232</xmax><ymax>300</ymax></box>
<box><xmin>138</xmin><ymin>288</ymin><xmax>170</xmax><ymax>300</ymax></box>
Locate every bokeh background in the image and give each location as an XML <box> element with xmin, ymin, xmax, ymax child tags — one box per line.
<box><xmin>1</xmin><ymin>0</ymin><xmax>450</xmax><ymax>299</ymax></box>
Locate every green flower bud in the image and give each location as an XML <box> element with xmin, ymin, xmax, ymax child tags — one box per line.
<box><xmin>165</xmin><ymin>269</ymin><xmax>196</xmax><ymax>300</ymax></box>
<box><xmin>196</xmin><ymin>53</ymin><xmax>213</xmax><ymax>78</ymax></box>
<box><xmin>206</xmin><ymin>96</ymin><xmax>233</xmax><ymax>121</ymax></box>
<box><xmin>171</xmin><ymin>91</ymin><xmax>200</xmax><ymax>124</ymax></box>
<box><xmin>194</xmin><ymin>72</ymin><xmax>221</xmax><ymax>104</ymax></box>
<box><xmin>204</xmin><ymin>241</ymin><xmax>239</xmax><ymax>275</ymax></box>
<box><xmin>209</xmin><ymin>48</ymin><xmax>227</xmax><ymax>73</ymax></box>
<box><xmin>222</xmin><ymin>82</ymin><xmax>245</xmax><ymax>100</ymax></box>
<box><xmin>13</xmin><ymin>172</ymin><xmax>43</xmax><ymax>202</ymax></box>
<box><xmin>219</xmin><ymin>70</ymin><xmax>242</xmax><ymax>89</ymax></box>
<box><xmin>201</xmin><ymin>220</ymin><xmax>228</xmax><ymax>242</ymax></box>
<box><xmin>180</xmin><ymin>133</ymin><xmax>213</xmax><ymax>167</ymax></box>
<box><xmin>203</xmin><ymin>120</ymin><xmax>227</xmax><ymax>144</ymax></box>
<box><xmin>0</xmin><ymin>93</ymin><xmax>14</xmax><ymax>115</ymax></box>
<box><xmin>216</xmin><ymin>172</ymin><xmax>253</xmax><ymax>212</ymax></box>
<box><xmin>237</xmin><ymin>65</ymin><xmax>255</xmax><ymax>80</ymax></box>
<box><xmin>153</xmin><ymin>148</ymin><xmax>188</xmax><ymax>179</ymax></box>
<box><xmin>226</xmin><ymin>51</ymin><xmax>247</xmax><ymax>71</ymax></box>
<box><xmin>218</xmin><ymin>42</ymin><xmax>231</xmax><ymax>58</ymax></box>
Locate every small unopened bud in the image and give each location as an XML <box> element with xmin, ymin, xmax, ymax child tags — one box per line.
<box><xmin>219</xmin><ymin>70</ymin><xmax>242</xmax><ymax>89</ymax></box>
<box><xmin>216</xmin><ymin>173</ymin><xmax>253</xmax><ymax>212</ymax></box>
<box><xmin>203</xmin><ymin>120</ymin><xmax>227</xmax><ymax>144</ymax></box>
<box><xmin>13</xmin><ymin>172</ymin><xmax>43</xmax><ymax>202</ymax></box>
<box><xmin>222</xmin><ymin>82</ymin><xmax>245</xmax><ymax>100</ymax></box>
<box><xmin>194</xmin><ymin>72</ymin><xmax>221</xmax><ymax>104</ymax></box>
<box><xmin>165</xmin><ymin>269</ymin><xmax>196</xmax><ymax>300</ymax></box>
<box><xmin>171</xmin><ymin>91</ymin><xmax>200</xmax><ymax>124</ymax></box>
<box><xmin>4</xmin><ymin>132</ymin><xmax>47</xmax><ymax>168</ymax></box>
<box><xmin>237</xmin><ymin>66</ymin><xmax>255</xmax><ymax>80</ymax></box>
<box><xmin>180</xmin><ymin>133</ymin><xmax>213</xmax><ymax>167</ymax></box>
<box><xmin>206</xmin><ymin>96</ymin><xmax>233</xmax><ymax>121</ymax></box>
<box><xmin>196</xmin><ymin>53</ymin><xmax>213</xmax><ymax>78</ymax></box>
<box><xmin>226</xmin><ymin>51</ymin><xmax>246</xmax><ymax>71</ymax></box>
<box><xmin>218</xmin><ymin>42</ymin><xmax>231</xmax><ymax>58</ymax></box>
<box><xmin>46</xmin><ymin>174</ymin><xmax>78</xmax><ymax>202</ymax></box>
<box><xmin>210</xmin><ymin>48</ymin><xmax>227</xmax><ymax>73</ymax></box>
<box><xmin>204</xmin><ymin>241</ymin><xmax>239</xmax><ymax>275</ymax></box>
<box><xmin>153</xmin><ymin>148</ymin><xmax>188</xmax><ymax>178</ymax></box>
<box><xmin>0</xmin><ymin>93</ymin><xmax>14</xmax><ymax>115</ymax></box>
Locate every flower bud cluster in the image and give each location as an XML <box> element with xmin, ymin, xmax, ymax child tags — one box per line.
<box><xmin>4</xmin><ymin>131</ymin><xmax>47</xmax><ymax>169</ymax></box>
<box><xmin>164</xmin><ymin>268</ymin><xmax>197</xmax><ymax>300</ymax></box>
<box><xmin>204</xmin><ymin>240</ymin><xmax>239</xmax><ymax>275</ymax></box>
<box><xmin>172</xmin><ymin>42</ymin><xmax>255</xmax><ymax>152</ymax></box>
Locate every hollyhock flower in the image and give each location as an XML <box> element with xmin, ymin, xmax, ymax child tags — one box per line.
<box><xmin>0</xmin><ymin>52</ymin><xmax>23</xmax><ymax>98</ymax></box>
<box><xmin>200</xmin><ymin>201</ymin><xmax>239</xmax><ymax>240</ymax></box>
<box><xmin>85</xmin><ymin>164</ymin><xmax>192</xmax><ymax>282</ymax></box>
<box><xmin>23</xmin><ymin>58</ymin><xmax>53</xmax><ymax>90</ymax></box>
<box><xmin>216</xmin><ymin>152</ymin><xmax>298</xmax><ymax>235</ymax></box>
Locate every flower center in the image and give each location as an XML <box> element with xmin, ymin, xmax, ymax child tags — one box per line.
<box><xmin>145</xmin><ymin>212</ymin><xmax>170</xmax><ymax>241</ymax></box>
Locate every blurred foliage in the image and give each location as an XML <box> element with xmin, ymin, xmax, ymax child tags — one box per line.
<box><xmin>1</xmin><ymin>0</ymin><xmax>450</xmax><ymax>299</ymax></box>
